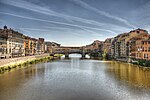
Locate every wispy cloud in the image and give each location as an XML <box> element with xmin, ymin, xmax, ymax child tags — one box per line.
<box><xmin>70</xmin><ymin>0</ymin><xmax>136</xmax><ymax>28</ymax></box>
<box><xmin>80</xmin><ymin>28</ymin><xmax>103</xmax><ymax>36</ymax></box>
<box><xmin>0</xmin><ymin>0</ymin><xmax>130</xmax><ymax>33</ymax></box>
<box><xmin>0</xmin><ymin>0</ymin><xmax>104</xmax><ymax>27</ymax></box>
<box><xmin>44</xmin><ymin>26</ymin><xmax>117</xmax><ymax>35</ymax></box>
<box><xmin>0</xmin><ymin>19</ymin><xmax>5</xmax><ymax>23</ymax></box>
<box><xmin>0</xmin><ymin>11</ymin><xmax>117</xmax><ymax>35</ymax></box>
<box><xmin>20</xmin><ymin>28</ymin><xmax>53</xmax><ymax>32</ymax></box>
<box><xmin>21</xmin><ymin>27</ymin><xmax>104</xmax><ymax>40</ymax></box>
<box><xmin>20</xmin><ymin>27</ymin><xmax>80</xmax><ymax>33</ymax></box>
<box><xmin>0</xmin><ymin>0</ymin><xmax>148</xmax><ymax>46</ymax></box>
<box><xmin>19</xmin><ymin>26</ymin><xmax>115</xmax><ymax>39</ymax></box>
<box><xmin>145</xmin><ymin>0</ymin><xmax>150</xmax><ymax>8</ymax></box>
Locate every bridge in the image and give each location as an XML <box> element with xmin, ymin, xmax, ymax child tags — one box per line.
<box><xmin>51</xmin><ymin>46</ymin><xmax>90</xmax><ymax>59</ymax></box>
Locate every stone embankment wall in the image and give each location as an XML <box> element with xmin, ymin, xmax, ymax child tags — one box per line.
<box><xmin>0</xmin><ymin>54</ymin><xmax>49</xmax><ymax>68</ymax></box>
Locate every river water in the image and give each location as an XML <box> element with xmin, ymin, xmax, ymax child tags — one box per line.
<box><xmin>0</xmin><ymin>56</ymin><xmax>150</xmax><ymax>100</ymax></box>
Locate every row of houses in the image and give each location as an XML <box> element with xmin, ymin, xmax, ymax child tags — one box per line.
<box><xmin>83</xmin><ymin>40</ymin><xmax>103</xmax><ymax>54</ymax></box>
<box><xmin>0</xmin><ymin>26</ymin><xmax>60</xmax><ymax>59</ymax></box>
<box><xmin>83</xmin><ymin>28</ymin><xmax>150</xmax><ymax>61</ymax></box>
<box><xmin>102</xmin><ymin>28</ymin><xmax>150</xmax><ymax>61</ymax></box>
<box><xmin>1</xmin><ymin>25</ymin><xmax>150</xmax><ymax>61</ymax></box>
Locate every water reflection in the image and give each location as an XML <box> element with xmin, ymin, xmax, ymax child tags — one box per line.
<box><xmin>85</xmin><ymin>54</ymin><xmax>90</xmax><ymax>58</ymax></box>
<box><xmin>0</xmin><ymin>60</ymin><xmax>150</xmax><ymax>100</ymax></box>
<box><xmin>105</xmin><ymin>61</ymin><xmax>150</xmax><ymax>88</ymax></box>
<box><xmin>61</xmin><ymin>53</ymin><xmax>90</xmax><ymax>59</ymax></box>
<box><xmin>69</xmin><ymin>54</ymin><xmax>82</xmax><ymax>58</ymax></box>
<box><xmin>71</xmin><ymin>58</ymin><xmax>80</xmax><ymax>68</ymax></box>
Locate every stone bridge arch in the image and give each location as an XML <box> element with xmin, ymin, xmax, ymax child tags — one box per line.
<box><xmin>51</xmin><ymin>46</ymin><xmax>90</xmax><ymax>59</ymax></box>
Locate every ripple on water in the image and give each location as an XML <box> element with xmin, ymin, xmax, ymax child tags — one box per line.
<box><xmin>0</xmin><ymin>59</ymin><xmax>150</xmax><ymax>100</ymax></box>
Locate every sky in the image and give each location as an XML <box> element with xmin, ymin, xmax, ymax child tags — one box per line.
<box><xmin>0</xmin><ymin>0</ymin><xmax>150</xmax><ymax>46</ymax></box>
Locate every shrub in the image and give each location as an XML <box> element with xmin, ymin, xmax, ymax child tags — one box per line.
<box><xmin>145</xmin><ymin>60</ymin><xmax>150</xmax><ymax>67</ymax></box>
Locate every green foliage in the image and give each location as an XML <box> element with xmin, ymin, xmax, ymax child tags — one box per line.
<box><xmin>0</xmin><ymin>67</ymin><xmax>4</xmax><ymax>73</ymax></box>
<box><xmin>131</xmin><ymin>62</ymin><xmax>138</xmax><ymax>65</ymax></box>
<box><xmin>102</xmin><ymin>53</ymin><xmax>106</xmax><ymax>60</ymax></box>
<box><xmin>0</xmin><ymin>56</ymin><xmax>54</xmax><ymax>74</ymax></box>
<box><xmin>132</xmin><ymin>59</ymin><xmax>150</xmax><ymax>67</ymax></box>
<box><xmin>102</xmin><ymin>53</ymin><xmax>110</xmax><ymax>60</ymax></box>
<box><xmin>145</xmin><ymin>60</ymin><xmax>150</xmax><ymax>67</ymax></box>
<box><xmin>90</xmin><ymin>52</ymin><xmax>101</xmax><ymax>58</ymax></box>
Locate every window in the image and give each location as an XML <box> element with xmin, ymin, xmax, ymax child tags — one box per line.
<box><xmin>149</xmin><ymin>47</ymin><xmax>150</xmax><ymax>52</ymax></box>
<box><xmin>0</xmin><ymin>48</ymin><xmax>2</xmax><ymax>52</ymax></box>
<box><xmin>139</xmin><ymin>53</ymin><xmax>141</xmax><ymax>57</ymax></box>
<box><xmin>144</xmin><ymin>54</ymin><xmax>146</xmax><ymax>58</ymax></box>
<box><xmin>137</xmin><ymin>53</ymin><xmax>138</xmax><ymax>57</ymax></box>
<box><xmin>145</xmin><ymin>47</ymin><xmax>147</xmax><ymax>52</ymax></box>
<box><xmin>142</xmin><ymin>42</ymin><xmax>144</xmax><ymax>45</ymax></box>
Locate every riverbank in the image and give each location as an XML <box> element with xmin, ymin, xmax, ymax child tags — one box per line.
<box><xmin>0</xmin><ymin>54</ymin><xmax>58</xmax><ymax>74</ymax></box>
<box><xmin>114</xmin><ymin>58</ymin><xmax>150</xmax><ymax>70</ymax></box>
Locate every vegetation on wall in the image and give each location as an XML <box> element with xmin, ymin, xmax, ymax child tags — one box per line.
<box><xmin>131</xmin><ymin>59</ymin><xmax>150</xmax><ymax>67</ymax></box>
<box><xmin>0</xmin><ymin>56</ymin><xmax>55</xmax><ymax>74</ymax></box>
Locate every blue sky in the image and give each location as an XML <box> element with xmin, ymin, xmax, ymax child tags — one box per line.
<box><xmin>0</xmin><ymin>0</ymin><xmax>150</xmax><ymax>46</ymax></box>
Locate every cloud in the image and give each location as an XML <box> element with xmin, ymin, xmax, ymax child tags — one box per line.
<box><xmin>80</xmin><ymin>28</ymin><xmax>103</xmax><ymax>36</ymax></box>
<box><xmin>145</xmin><ymin>1</ymin><xmax>150</xmax><ymax>8</ymax></box>
<box><xmin>20</xmin><ymin>27</ymin><xmax>103</xmax><ymax>39</ymax></box>
<box><xmin>0</xmin><ymin>11</ymin><xmax>117</xmax><ymax>35</ymax></box>
<box><xmin>0</xmin><ymin>0</ymin><xmax>130</xmax><ymax>33</ymax></box>
<box><xmin>20</xmin><ymin>27</ymin><xmax>79</xmax><ymax>33</ymax></box>
<box><xmin>20</xmin><ymin>28</ymin><xmax>53</xmax><ymax>32</ymax></box>
<box><xmin>44</xmin><ymin>26</ymin><xmax>116</xmax><ymax>35</ymax></box>
<box><xmin>20</xmin><ymin>26</ymin><xmax>107</xmax><ymax>37</ymax></box>
<box><xmin>70</xmin><ymin>0</ymin><xmax>136</xmax><ymax>28</ymax></box>
<box><xmin>0</xmin><ymin>0</ymin><xmax>104</xmax><ymax>27</ymax></box>
<box><xmin>19</xmin><ymin>27</ymin><xmax>116</xmax><ymax>38</ymax></box>
<box><xmin>0</xmin><ymin>19</ymin><xmax>5</xmax><ymax>23</ymax></box>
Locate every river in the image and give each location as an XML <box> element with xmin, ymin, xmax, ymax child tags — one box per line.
<box><xmin>0</xmin><ymin>55</ymin><xmax>150</xmax><ymax>100</ymax></box>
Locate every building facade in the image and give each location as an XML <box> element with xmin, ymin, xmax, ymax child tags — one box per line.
<box><xmin>0</xmin><ymin>27</ymin><xmax>8</xmax><ymax>58</ymax></box>
<box><xmin>103</xmin><ymin>38</ymin><xmax>113</xmax><ymax>56</ymax></box>
<box><xmin>36</xmin><ymin>38</ymin><xmax>45</xmax><ymax>54</ymax></box>
<box><xmin>30</xmin><ymin>38</ymin><xmax>37</xmax><ymax>55</ymax></box>
<box><xmin>1</xmin><ymin>26</ymin><xmax>25</xmax><ymax>58</ymax></box>
<box><xmin>142</xmin><ymin>40</ymin><xmax>150</xmax><ymax>60</ymax></box>
<box><xmin>1</xmin><ymin>26</ymin><xmax>150</xmax><ymax>61</ymax></box>
<box><xmin>24</xmin><ymin>36</ymin><xmax>32</xmax><ymax>56</ymax></box>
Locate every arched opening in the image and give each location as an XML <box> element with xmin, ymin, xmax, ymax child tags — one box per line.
<box><xmin>85</xmin><ymin>54</ymin><xmax>90</xmax><ymax>59</ymax></box>
<box><xmin>60</xmin><ymin>53</ymin><xmax>91</xmax><ymax>59</ymax></box>
<box><xmin>61</xmin><ymin>55</ymin><xmax>65</xmax><ymax>59</ymax></box>
<box><xmin>69</xmin><ymin>53</ymin><xmax>82</xmax><ymax>58</ymax></box>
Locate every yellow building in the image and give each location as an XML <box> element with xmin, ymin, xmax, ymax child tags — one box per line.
<box><xmin>30</xmin><ymin>38</ymin><xmax>37</xmax><ymax>55</ymax></box>
<box><xmin>24</xmin><ymin>36</ymin><xmax>32</xmax><ymax>56</ymax></box>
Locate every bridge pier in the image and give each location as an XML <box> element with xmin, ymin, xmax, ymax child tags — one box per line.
<box><xmin>81</xmin><ymin>54</ymin><xmax>85</xmax><ymax>59</ymax></box>
<box><xmin>65</xmin><ymin>54</ymin><xmax>69</xmax><ymax>59</ymax></box>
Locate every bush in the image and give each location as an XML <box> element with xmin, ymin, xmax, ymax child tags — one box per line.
<box><xmin>137</xmin><ymin>59</ymin><xmax>145</xmax><ymax>66</ymax></box>
<box><xmin>135</xmin><ymin>59</ymin><xmax>150</xmax><ymax>67</ymax></box>
<box><xmin>145</xmin><ymin>60</ymin><xmax>150</xmax><ymax>67</ymax></box>
<box><xmin>132</xmin><ymin>62</ymin><xmax>138</xmax><ymax>65</ymax></box>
